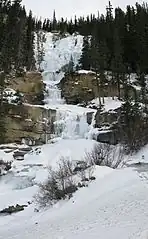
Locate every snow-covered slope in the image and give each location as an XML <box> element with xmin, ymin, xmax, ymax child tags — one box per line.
<box><xmin>89</xmin><ymin>97</ymin><xmax>123</xmax><ymax>112</ymax></box>
<box><xmin>1</xmin><ymin>162</ymin><xmax>148</xmax><ymax>239</ymax></box>
<box><xmin>0</xmin><ymin>139</ymin><xmax>96</xmax><ymax>210</ymax></box>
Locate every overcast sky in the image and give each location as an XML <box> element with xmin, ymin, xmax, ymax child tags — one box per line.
<box><xmin>22</xmin><ymin>0</ymin><xmax>144</xmax><ymax>20</ymax></box>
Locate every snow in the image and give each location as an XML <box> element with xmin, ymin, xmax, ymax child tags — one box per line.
<box><xmin>46</xmin><ymin>101</ymin><xmax>95</xmax><ymax>114</ymax></box>
<box><xmin>0</xmin><ymin>143</ymin><xmax>31</xmax><ymax>150</ymax></box>
<box><xmin>127</xmin><ymin>144</ymin><xmax>148</xmax><ymax>164</ymax></box>
<box><xmin>4</xmin><ymin>88</ymin><xmax>16</xmax><ymax>95</ymax></box>
<box><xmin>0</xmin><ymin>150</ymin><xmax>13</xmax><ymax>162</ymax></box>
<box><xmin>3</xmin><ymin>88</ymin><xmax>18</xmax><ymax>103</ymax></box>
<box><xmin>0</xmin><ymin>139</ymin><xmax>96</xmax><ymax>207</ymax></box>
<box><xmin>1</xmin><ymin>164</ymin><xmax>148</xmax><ymax>239</ymax></box>
<box><xmin>1</xmin><ymin>136</ymin><xmax>148</xmax><ymax>239</ymax></box>
<box><xmin>91</xmin><ymin>97</ymin><xmax>122</xmax><ymax>112</ymax></box>
<box><xmin>103</xmin><ymin>97</ymin><xmax>122</xmax><ymax>112</ymax></box>
<box><xmin>21</xmin><ymin>139</ymin><xmax>95</xmax><ymax>168</ymax></box>
<box><xmin>77</xmin><ymin>69</ymin><xmax>95</xmax><ymax>74</ymax></box>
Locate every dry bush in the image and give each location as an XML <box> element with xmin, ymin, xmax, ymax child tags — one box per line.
<box><xmin>35</xmin><ymin>157</ymin><xmax>77</xmax><ymax>207</ymax></box>
<box><xmin>77</xmin><ymin>155</ymin><xmax>95</xmax><ymax>182</ymax></box>
<box><xmin>85</xmin><ymin>143</ymin><xmax>124</xmax><ymax>169</ymax></box>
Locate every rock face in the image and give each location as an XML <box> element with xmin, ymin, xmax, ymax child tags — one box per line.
<box><xmin>5</xmin><ymin>104</ymin><xmax>56</xmax><ymax>144</ymax></box>
<box><xmin>86</xmin><ymin>112</ymin><xmax>94</xmax><ymax>125</ymax></box>
<box><xmin>59</xmin><ymin>72</ymin><xmax>137</xmax><ymax>105</ymax></box>
<box><xmin>96</xmin><ymin>130</ymin><xmax>119</xmax><ymax>145</ymax></box>
<box><xmin>2</xmin><ymin>72</ymin><xmax>57</xmax><ymax>145</ymax></box>
<box><xmin>95</xmin><ymin>108</ymin><xmax>120</xmax><ymax>128</ymax></box>
<box><xmin>8</xmin><ymin>72</ymin><xmax>45</xmax><ymax>105</ymax></box>
<box><xmin>94</xmin><ymin>108</ymin><xmax>121</xmax><ymax>145</ymax></box>
<box><xmin>59</xmin><ymin>72</ymin><xmax>97</xmax><ymax>104</ymax></box>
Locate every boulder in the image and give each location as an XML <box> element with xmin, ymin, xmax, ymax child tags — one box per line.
<box><xmin>96</xmin><ymin>130</ymin><xmax>119</xmax><ymax>145</ymax></box>
<box><xmin>86</xmin><ymin>112</ymin><xmax>94</xmax><ymax>125</ymax></box>
<box><xmin>13</xmin><ymin>148</ymin><xmax>32</xmax><ymax>161</ymax></box>
<box><xmin>0</xmin><ymin>204</ymin><xmax>27</xmax><ymax>215</ymax></box>
<box><xmin>95</xmin><ymin>109</ymin><xmax>120</xmax><ymax>128</ymax></box>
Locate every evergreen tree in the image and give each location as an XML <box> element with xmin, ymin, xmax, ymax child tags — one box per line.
<box><xmin>25</xmin><ymin>10</ymin><xmax>35</xmax><ymax>71</ymax></box>
<box><xmin>79</xmin><ymin>36</ymin><xmax>91</xmax><ymax>70</ymax></box>
<box><xmin>106</xmin><ymin>1</ymin><xmax>113</xmax><ymax>20</ymax></box>
<box><xmin>90</xmin><ymin>37</ymin><xmax>108</xmax><ymax>105</ymax></box>
<box><xmin>68</xmin><ymin>55</ymin><xmax>74</xmax><ymax>74</ymax></box>
<box><xmin>52</xmin><ymin>10</ymin><xmax>57</xmax><ymax>31</ymax></box>
<box><xmin>111</xmin><ymin>27</ymin><xmax>125</xmax><ymax>99</ymax></box>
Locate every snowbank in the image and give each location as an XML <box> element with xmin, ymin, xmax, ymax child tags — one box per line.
<box><xmin>91</xmin><ymin>97</ymin><xmax>122</xmax><ymax>112</ymax></box>
<box><xmin>77</xmin><ymin>70</ymin><xmax>95</xmax><ymax>74</ymax></box>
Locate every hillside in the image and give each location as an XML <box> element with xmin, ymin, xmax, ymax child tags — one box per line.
<box><xmin>0</xmin><ymin>29</ymin><xmax>148</xmax><ymax>239</ymax></box>
<box><xmin>1</xmin><ymin>1</ymin><xmax>148</xmax><ymax>239</ymax></box>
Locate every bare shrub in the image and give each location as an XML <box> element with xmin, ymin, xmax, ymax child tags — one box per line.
<box><xmin>85</xmin><ymin>143</ymin><xmax>124</xmax><ymax>169</ymax></box>
<box><xmin>77</xmin><ymin>169</ymin><xmax>87</xmax><ymax>182</ymax></box>
<box><xmin>35</xmin><ymin>157</ymin><xmax>77</xmax><ymax>207</ymax></box>
<box><xmin>77</xmin><ymin>156</ymin><xmax>95</xmax><ymax>182</ymax></box>
<box><xmin>87</xmin><ymin>165</ymin><xmax>95</xmax><ymax>179</ymax></box>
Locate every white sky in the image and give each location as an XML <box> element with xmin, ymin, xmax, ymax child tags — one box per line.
<box><xmin>22</xmin><ymin>0</ymin><xmax>144</xmax><ymax>20</ymax></box>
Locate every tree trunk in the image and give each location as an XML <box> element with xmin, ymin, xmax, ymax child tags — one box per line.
<box><xmin>117</xmin><ymin>74</ymin><xmax>121</xmax><ymax>100</ymax></box>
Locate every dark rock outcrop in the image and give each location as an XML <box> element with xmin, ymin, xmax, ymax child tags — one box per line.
<box><xmin>96</xmin><ymin>130</ymin><xmax>119</xmax><ymax>145</ymax></box>
<box><xmin>13</xmin><ymin>150</ymin><xmax>28</xmax><ymax>160</ymax></box>
<box><xmin>0</xmin><ymin>204</ymin><xmax>27</xmax><ymax>215</ymax></box>
<box><xmin>95</xmin><ymin>108</ymin><xmax>121</xmax><ymax>128</ymax></box>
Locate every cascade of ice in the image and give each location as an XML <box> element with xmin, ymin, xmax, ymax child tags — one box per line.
<box><xmin>42</xmin><ymin>71</ymin><xmax>91</xmax><ymax>139</ymax></box>
<box><xmin>41</xmin><ymin>33</ymin><xmax>94</xmax><ymax>140</ymax></box>
<box><xmin>54</xmin><ymin>111</ymin><xmax>90</xmax><ymax>139</ymax></box>
<box><xmin>43</xmin><ymin>71</ymin><xmax>65</xmax><ymax>105</ymax></box>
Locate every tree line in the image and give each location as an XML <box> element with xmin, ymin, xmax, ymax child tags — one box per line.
<box><xmin>1</xmin><ymin>1</ymin><xmax>148</xmax><ymax>76</ymax></box>
<box><xmin>41</xmin><ymin>2</ymin><xmax>148</xmax><ymax>73</ymax></box>
<box><xmin>0</xmin><ymin>0</ymin><xmax>36</xmax><ymax>74</ymax></box>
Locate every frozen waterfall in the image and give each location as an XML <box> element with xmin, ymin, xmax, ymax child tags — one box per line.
<box><xmin>42</xmin><ymin>71</ymin><xmax>91</xmax><ymax>140</ymax></box>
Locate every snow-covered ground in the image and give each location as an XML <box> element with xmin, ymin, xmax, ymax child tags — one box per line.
<box><xmin>0</xmin><ymin>160</ymin><xmax>148</xmax><ymax>239</ymax></box>
<box><xmin>0</xmin><ymin>139</ymin><xmax>96</xmax><ymax>210</ymax></box>
<box><xmin>1</xmin><ymin>32</ymin><xmax>148</xmax><ymax>239</ymax></box>
<box><xmin>89</xmin><ymin>97</ymin><xmax>123</xmax><ymax>112</ymax></box>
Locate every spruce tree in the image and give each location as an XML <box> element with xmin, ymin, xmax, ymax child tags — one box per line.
<box><xmin>89</xmin><ymin>36</ymin><xmax>108</xmax><ymax>105</ymax></box>
<box><xmin>68</xmin><ymin>55</ymin><xmax>74</xmax><ymax>74</ymax></box>
<box><xmin>25</xmin><ymin>10</ymin><xmax>35</xmax><ymax>71</ymax></box>
<box><xmin>79</xmin><ymin>36</ymin><xmax>91</xmax><ymax>70</ymax></box>
<box><xmin>52</xmin><ymin>10</ymin><xmax>57</xmax><ymax>31</ymax></box>
<box><xmin>111</xmin><ymin>27</ymin><xmax>125</xmax><ymax>99</ymax></box>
